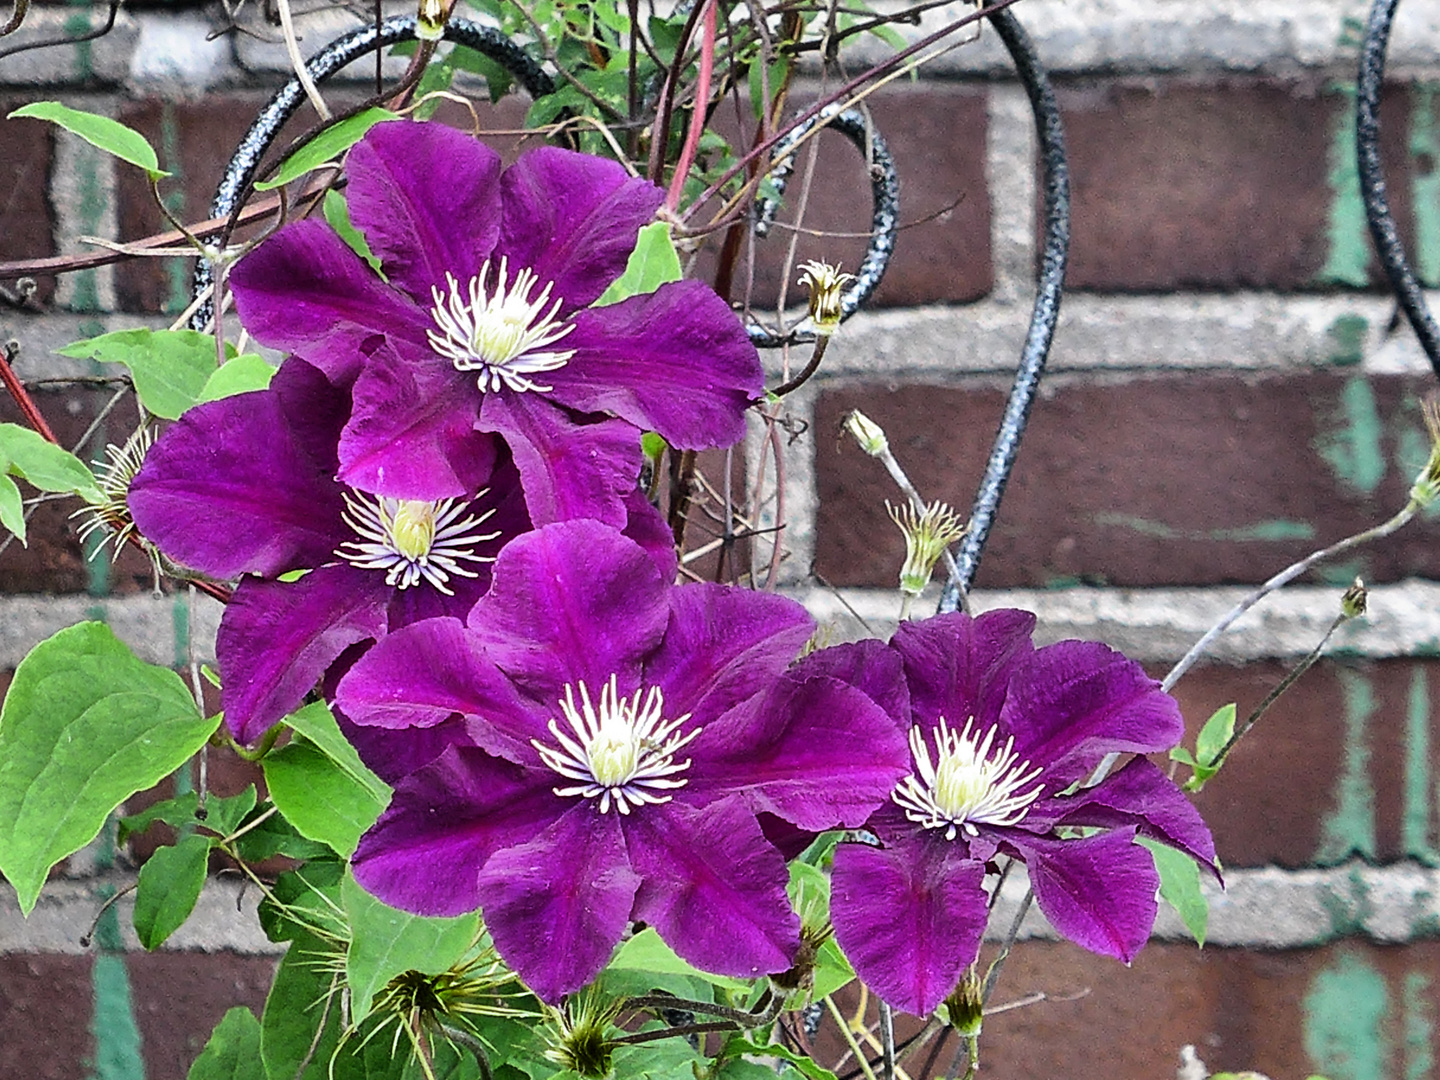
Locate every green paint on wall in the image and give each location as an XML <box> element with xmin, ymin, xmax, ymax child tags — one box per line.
<box><xmin>1320</xmin><ymin>84</ymin><xmax>1373</xmax><ymax>287</ymax></box>
<box><xmin>1412</xmin><ymin>86</ymin><xmax>1440</xmax><ymax>287</ymax></box>
<box><xmin>1092</xmin><ymin>513</ymin><xmax>1316</xmax><ymax>542</ymax></box>
<box><xmin>1304</xmin><ymin>950</ymin><xmax>1389</xmax><ymax>1080</ymax></box>
<box><xmin>1405</xmin><ymin>972</ymin><xmax>1434</xmax><ymax>1080</ymax></box>
<box><xmin>1319</xmin><ymin>557</ymin><xmax>1372</xmax><ymax>587</ymax></box>
<box><xmin>70</xmin><ymin>153</ymin><xmax>105</xmax><ymax>313</ymax></box>
<box><xmin>159</xmin><ymin>104</ymin><xmax>189</xmax><ymax>314</ymax></box>
<box><xmin>1327</xmin><ymin>314</ymin><xmax>1370</xmax><ymax>366</ymax></box>
<box><xmin>1316</xmin><ymin>667</ymin><xmax>1378</xmax><ymax>865</ymax></box>
<box><xmin>1317</xmin><ymin>377</ymin><xmax>1387</xmax><ymax>495</ymax></box>
<box><xmin>1404</xmin><ymin>665</ymin><xmax>1438</xmax><ymax>864</ymax></box>
<box><xmin>89</xmin><ymin>952</ymin><xmax>144</xmax><ymax>1080</ymax></box>
<box><xmin>64</xmin><ymin>0</ymin><xmax>93</xmax><ymax>81</ymax></box>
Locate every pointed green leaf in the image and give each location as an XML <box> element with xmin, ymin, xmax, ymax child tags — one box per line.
<box><xmin>594</xmin><ymin>222</ymin><xmax>682</xmax><ymax>306</ymax></box>
<box><xmin>722</xmin><ymin>1038</ymin><xmax>838</xmax><ymax>1080</ymax></box>
<box><xmin>255</xmin><ymin>109</ymin><xmax>398</xmax><ymax>191</ymax></box>
<box><xmin>118</xmin><ymin>791</ymin><xmax>201</xmax><ymax>845</ymax></box>
<box><xmin>342</xmin><ymin>871</ymin><xmax>480</xmax><ymax>1022</ymax></box>
<box><xmin>323</xmin><ymin>190</ymin><xmax>383</xmax><ymax>275</ymax></box>
<box><xmin>196</xmin><ymin>355</ymin><xmax>277</xmax><ymax>404</ymax></box>
<box><xmin>10</xmin><ymin>102</ymin><xmax>169</xmax><ymax>179</ymax></box>
<box><xmin>1196</xmin><ymin>702</ymin><xmax>1236</xmax><ymax>767</ymax></box>
<box><xmin>133</xmin><ymin>832</ymin><xmax>213</xmax><ymax>949</ymax></box>
<box><xmin>0</xmin><ymin>423</ymin><xmax>101</xmax><ymax>501</ymax></box>
<box><xmin>262</xmin><ymin>737</ymin><xmax>388</xmax><ymax>857</ymax></box>
<box><xmin>609</xmin><ymin>927</ymin><xmax>749</xmax><ymax>990</ymax></box>
<box><xmin>59</xmin><ymin>329</ymin><xmax>217</xmax><ymax>420</ymax></box>
<box><xmin>283</xmin><ymin>702</ymin><xmax>390</xmax><ymax>804</ymax></box>
<box><xmin>261</xmin><ymin>931</ymin><xmax>345</xmax><ymax>1080</ymax></box>
<box><xmin>1140</xmin><ymin>837</ymin><xmax>1209</xmax><ymax>947</ymax></box>
<box><xmin>0</xmin><ymin>622</ymin><xmax>214</xmax><ymax>913</ymax></box>
<box><xmin>187</xmin><ymin>1007</ymin><xmax>265</xmax><ymax>1080</ymax></box>
<box><xmin>0</xmin><ymin>472</ymin><xmax>24</xmax><ymax>543</ymax></box>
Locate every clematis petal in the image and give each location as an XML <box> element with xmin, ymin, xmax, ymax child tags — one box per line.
<box><xmin>129</xmin><ymin>360</ymin><xmax>349</xmax><ymax>578</ymax></box>
<box><xmin>477</xmin><ymin>803</ymin><xmax>639</xmax><ymax>1003</ymax></box>
<box><xmin>336</xmin><ymin>707</ymin><xmax>473</xmax><ymax>786</ymax></box>
<box><xmin>345</xmin><ymin>120</ymin><xmax>502</xmax><ymax>301</ymax></box>
<box><xmin>1001</xmin><ymin>641</ymin><xmax>1184</xmax><ymax>787</ymax></box>
<box><xmin>696</xmin><ymin>674</ymin><xmax>910</xmax><ymax>831</ymax></box>
<box><xmin>1003</xmin><ymin>828</ymin><xmax>1158</xmax><ymax>964</ymax></box>
<box><xmin>892</xmin><ymin>610</ymin><xmax>1036</xmax><ymax>733</ymax></box>
<box><xmin>643</xmin><ymin>583</ymin><xmax>814</xmax><ymax>724</ymax></box>
<box><xmin>791</xmin><ymin>639</ymin><xmax>911</xmax><ymax>731</ymax></box>
<box><xmin>229</xmin><ymin>219</ymin><xmax>432</xmax><ymax>383</ymax></box>
<box><xmin>354</xmin><ymin>746</ymin><xmax>562</xmax><ymax>916</ymax></box>
<box><xmin>622</xmin><ymin>488</ymin><xmax>678</xmax><ymax>582</ymax></box>
<box><xmin>831</xmin><ymin>834</ymin><xmax>987</xmax><ymax>1017</ymax></box>
<box><xmin>628</xmin><ymin>797</ymin><xmax>799</xmax><ymax>981</ymax></box>
<box><xmin>219</xmin><ymin>564</ymin><xmax>389</xmax><ymax>745</ymax></box>
<box><xmin>1039</xmin><ymin>757</ymin><xmax>1220</xmax><ymax>879</ymax></box>
<box><xmin>545</xmin><ymin>281</ymin><xmax>762</xmax><ymax>449</ymax></box>
<box><xmin>338</xmin><ymin>338</ymin><xmax>499</xmax><ymax>499</ymax></box>
<box><xmin>495</xmin><ymin>146</ymin><xmax>665</xmax><ymax>311</ymax></box>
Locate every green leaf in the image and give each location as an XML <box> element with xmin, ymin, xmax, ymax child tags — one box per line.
<box><xmin>323</xmin><ymin>189</ymin><xmax>383</xmax><ymax>275</ymax></box>
<box><xmin>59</xmin><ymin>329</ymin><xmax>217</xmax><ymax>420</ymax></box>
<box><xmin>133</xmin><ymin>832</ymin><xmax>213</xmax><ymax>948</ymax></box>
<box><xmin>747</xmin><ymin>55</ymin><xmax>791</xmax><ymax>120</ymax></box>
<box><xmin>609</xmin><ymin>927</ymin><xmax>748</xmax><ymax>991</ymax></box>
<box><xmin>640</xmin><ymin>431</ymin><xmax>666</xmax><ymax>463</ymax></box>
<box><xmin>261</xmin><ymin>931</ymin><xmax>346</xmax><ymax>1080</ymax></box>
<box><xmin>196</xmin><ymin>355</ymin><xmax>277</xmax><ymax>404</ymax></box>
<box><xmin>0</xmin><ymin>423</ymin><xmax>101</xmax><ymax>501</ymax></box>
<box><xmin>9</xmin><ymin>102</ymin><xmax>169</xmax><ymax>179</ymax></box>
<box><xmin>1139</xmin><ymin>837</ymin><xmax>1208</xmax><ymax>947</ymax></box>
<box><xmin>233</xmin><ymin>808</ymin><xmax>333</xmax><ymax>866</ymax></box>
<box><xmin>0</xmin><ymin>472</ymin><xmax>24</xmax><ymax>543</ymax></box>
<box><xmin>262</xmin><ymin>737</ymin><xmax>388</xmax><ymax>857</ymax></box>
<box><xmin>202</xmin><ymin>785</ymin><xmax>260</xmax><ymax>838</ymax></box>
<box><xmin>342</xmin><ymin>871</ymin><xmax>481</xmax><ymax>1022</ymax></box>
<box><xmin>283</xmin><ymin>702</ymin><xmax>390</xmax><ymax>805</ymax></box>
<box><xmin>255</xmin><ymin>110</ymin><xmax>399</xmax><ymax>190</ymax></box>
<box><xmin>722</xmin><ymin>1038</ymin><xmax>838</xmax><ymax>1080</ymax></box>
<box><xmin>594</xmin><ymin>222</ymin><xmax>682</xmax><ymax>306</ymax></box>
<box><xmin>450</xmin><ymin>45</ymin><xmax>513</xmax><ymax>102</ymax></box>
<box><xmin>0</xmin><ymin>622</ymin><xmax>214</xmax><ymax>914</ymax></box>
<box><xmin>118</xmin><ymin>791</ymin><xmax>201</xmax><ymax>845</ymax></box>
<box><xmin>187</xmin><ymin>1006</ymin><xmax>265</xmax><ymax>1080</ymax></box>
<box><xmin>256</xmin><ymin>859</ymin><xmax>347</xmax><ymax>944</ymax></box>
<box><xmin>1182</xmin><ymin>703</ymin><xmax>1236</xmax><ymax>793</ymax></box>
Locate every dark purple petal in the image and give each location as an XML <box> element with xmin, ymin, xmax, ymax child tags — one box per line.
<box><xmin>337</xmin><ymin>706</ymin><xmax>473</xmax><ymax>785</ymax></box>
<box><xmin>893</xmin><ymin>610</ymin><xmax>1036</xmax><ymax>733</ymax></box>
<box><xmin>622</xmin><ymin>488</ymin><xmax>677</xmax><ymax>583</ymax></box>
<box><xmin>628</xmin><ymin>797</ymin><xmax>799</xmax><ymax>980</ymax></box>
<box><xmin>129</xmin><ymin>362</ymin><xmax>349</xmax><ymax>577</ymax></box>
<box><xmin>230</xmin><ymin>220</ymin><xmax>431</xmax><ymax>383</ymax></box>
<box><xmin>477</xmin><ymin>804</ymin><xmax>639</xmax><ymax>1002</ymax></box>
<box><xmin>494</xmin><ymin>147</ymin><xmax>665</xmax><ymax>311</ymax></box>
<box><xmin>1037</xmin><ymin>757</ymin><xmax>1220</xmax><ymax>879</ymax></box>
<box><xmin>1003</xmin><ymin>828</ymin><xmax>1158</xmax><ymax>964</ymax></box>
<box><xmin>219</xmin><ymin>565</ymin><xmax>389</xmax><ymax>745</ymax></box>
<box><xmin>346</xmin><ymin>121</ymin><xmax>502</xmax><ymax>301</ymax></box>
<box><xmin>695</xmin><ymin>674</ymin><xmax>910</xmax><ymax>831</ymax></box>
<box><xmin>546</xmin><ymin>282</ymin><xmax>761</xmax><ymax>448</ymax></box>
<box><xmin>831</xmin><ymin>834</ymin><xmax>987</xmax><ymax>1017</ymax></box>
<box><xmin>478</xmin><ymin>391</ymin><xmax>642</xmax><ymax>528</ymax></box>
<box><xmin>337</xmin><ymin>340</ymin><xmax>499</xmax><ymax>499</ymax></box>
<box><xmin>643</xmin><ymin>583</ymin><xmax>813</xmax><ymax>725</ymax></box>
<box><xmin>463</xmin><ymin>520</ymin><xmax>668</xmax><ymax>713</ymax></box>
<box><xmin>1002</xmin><ymin>641</ymin><xmax>1184</xmax><ymax>787</ymax></box>
<box><xmin>792</xmin><ymin>639</ymin><xmax>910</xmax><ymax>730</ymax></box>
<box><xmin>353</xmin><ymin>746</ymin><xmax>561</xmax><ymax>916</ymax></box>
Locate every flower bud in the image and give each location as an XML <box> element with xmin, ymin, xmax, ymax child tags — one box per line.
<box><xmin>844</xmin><ymin>409</ymin><xmax>888</xmax><ymax>457</ymax></box>
<box><xmin>943</xmin><ymin>970</ymin><xmax>984</xmax><ymax>1037</ymax></box>
<box><xmin>543</xmin><ymin>987</ymin><xmax>624</xmax><ymax>1080</ymax></box>
<box><xmin>888</xmin><ymin>500</ymin><xmax>967</xmax><ymax>596</ymax></box>
<box><xmin>1341</xmin><ymin>577</ymin><xmax>1368</xmax><ymax>620</ymax></box>
<box><xmin>416</xmin><ymin>0</ymin><xmax>452</xmax><ymax>40</ymax></box>
<box><xmin>798</xmin><ymin>260</ymin><xmax>854</xmax><ymax>337</ymax></box>
<box><xmin>1410</xmin><ymin>397</ymin><xmax>1440</xmax><ymax>508</ymax></box>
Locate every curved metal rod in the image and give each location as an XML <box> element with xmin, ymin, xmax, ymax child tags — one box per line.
<box><xmin>939</xmin><ymin>7</ymin><xmax>1069</xmax><ymax>611</ymax></box>
<box><xmin>1357</xmin><ymin>0</ymin><xmax>1440</xmax><ymax>376</ymax></box>
<box><xmin>746</xmin><ymin>105</ymin><xmax>900</xmax><ymax>348</ymax></box>
<box><xmin>192</xmin><ymin>15</ymin><xmax>553</xmax><ymax>328</ymax></box>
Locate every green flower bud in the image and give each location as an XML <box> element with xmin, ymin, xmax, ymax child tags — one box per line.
<box><xmin>844</xmin><ymin>409</ymin><xmax>888</xmax><ymax>457</ymax></box>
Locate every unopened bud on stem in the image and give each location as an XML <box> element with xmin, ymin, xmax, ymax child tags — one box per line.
<box><xmin>1341</xmin><ymin>577</ymin><xmax>1368</xmax><ymax>620</ymax></box>
<box><xmin>1410</xmin><ymin>398</ymin><xmax>1440</xmax><ymax>508</ymax></box>
<box><xmin>844</xmin><ymin>408</ymin><xmax>888</xmax><ymax>457</ymax></box>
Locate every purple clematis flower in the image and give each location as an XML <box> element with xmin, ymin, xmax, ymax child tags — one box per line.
<box><xmin>229</xmin><ymin>119</ymin><xmax>763</xmax><ymax>528</ymax></box>
<box><xmin>829</xmin><ymin>609</ymin><xmax>1218</xmax><ymax>1017</ymax></box>
<box><xmin>335</xmin><ymin>519</ymin><xmax>910</xmax><ymax>1002</ymax></box>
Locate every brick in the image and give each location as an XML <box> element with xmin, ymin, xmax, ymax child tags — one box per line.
<box><xmin>128</xmin><ymin>952</ymin><xmax>275</xmax><ymax>1080</ymax></box>
<box><xmin>1055</xmin><ymin>77</ymin><xmax>1412</xmax><ymax>292</ymax></box>
<box><xmin>0</xmin><ymin>102</ymin><xmax>57</xmax><ymax>305</ymax></box>
<box><xmin>703</xmin><ymin>82</ymin><xmax>991</xmax><ymax>312</ymax></box>
<box><xmin>0</xmin><ymin>954</ymin><xmax>93</xmax><ymax>1080</ymax></box>
<box><xmin>813</xmin><ymin>371</ymin><xmax>1440</xmax><ymax>589</ymax></box>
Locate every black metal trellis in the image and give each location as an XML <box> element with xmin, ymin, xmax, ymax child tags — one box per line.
<box><xmin>1358</xmin><ymin>0</ymin><xmax>1440</xmax><ymax>378</ymax></box>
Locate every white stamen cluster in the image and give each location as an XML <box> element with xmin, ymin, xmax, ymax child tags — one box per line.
<box><xmin>335</xmin><ymin>492</ymin><xmax>498</xmax><ymax>593</ymax></box>
<box><xmin>427</xmin><ymin>260</ymin><xmax>577</xmax><ymax>393</ymax></box>
<box><xmin>892</xmin><ymin>716</ymin><xmax>1044</xmax><ymax>840</ymax></box>
<box><xmin>532</xmin><ymin>675</ymin><xmax>700</xmax><ymax>815</ymax></box>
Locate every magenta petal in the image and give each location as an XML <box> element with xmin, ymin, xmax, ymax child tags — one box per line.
<box><xmin>230</xmin><ymin>220</ymin><xmax>431</xmax><ymax>382</ymax></box>
<box><xmin>1002</xmin><ymin>641</ymin><xmax>1184</xmax><ymax>786</ymax></box>
<box><xmin>697</xmin><ymin>675</ymin><xmax>910</xmax><ymax>831</ymax></box>
<box><xmin>1006</xmin><ymin>828</ymin><xmax>1158</xmax><ymax>964</ymax></box>
<box><xmin>892</xmin><ymin>610</ymin><xmax>1036</xmax><ymax>731</ymax></box>
<box><xmin>477</xmin><ymin>805</ymin><xmax>638</xmax><ymax>1002</ymax></box>
<box><xmin>219</xmin><ymin>565</ymin><xmax>389</xmax><ymax>745</ymax></box>
<box><xmin>644</xmin><ymin>584</ymin><xmax>813</xmax><ymax>724</ymax></box>
<box><xmin>336</xmin><ymin>707</ymin><xmax>473</xmax><ymax>785</ymax></box>
<box><xmin>628</xmin><ymin>798</ymin><xmax>799</xmax><ymax>980</ymax></box>
<box><xmin>622</xmin><ymin>489</ymin><xmax>678</xmax><ymax>582</ymax></box>
<box><xmin>354</xmin><ymin>747</ymin><xmax>560</xmax><ymax>916</ymax></box>
<box><xmin>478</xmin><ymin>391</ymin><xmax>642</xmax><ymax>527</ymax></box>
<box><xmin>792</xmin><ymin>640</ymin><xmax>910</xmax><ymax>730</ymax></box>
<box><xmin>495</xmin><ymin>147</ymin><xmax>665</xmax><ymax>311</ymax></box>
<box><xmin>129</xmin><ymin>364</ymin><xmax>349</xmax><ymax>577</ymax></box>
<box><xmin>346</xmin><ymin>121</ymin><xmax>502</xmax><ymax>301</ymax></box>
<box><xmin>548</xmin><ymin>282</ymin><xmax>761</xmax><ymax>448</ymax></box>
<box><xmin>831</xmin><ymin>836</ymin><xmax>987</xmax><ymax>1017</ymax></box>
<box><xmin>465</xmin><ymin>520</ymin><xmax>668</xmax><ymax>705</ymax></box>
<box><xmin>338</xmin><ymin>340</ymin><xmax>498</xmax><ymax>498</ymax></box>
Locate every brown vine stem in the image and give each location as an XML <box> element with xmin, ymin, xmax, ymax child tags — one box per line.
<box><xmin>0</xmin><ymin>339</ymin><xmax>58</xmax><ymax>443</ymax></box>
